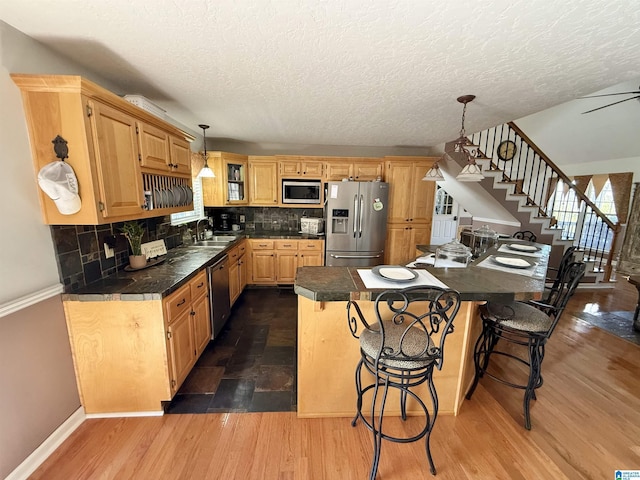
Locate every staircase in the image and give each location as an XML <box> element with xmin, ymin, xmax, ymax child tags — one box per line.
<box><xmin>446</xmin><ymin>122</ymin><xmax>621</xmax><ymax>285</ymax></box>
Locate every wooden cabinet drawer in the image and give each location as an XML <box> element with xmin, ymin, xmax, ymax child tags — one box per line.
<box><xmin>299</xmin><ymin>240</ymin><xmax>323</xmax><ymax>251</ymax></box>
<box><xmin>252</xmin><ymin>240</ymin><xmax>275</xmax><ymax>250</ymax></box>
<box><xmin>190</xmin><ymin>270</ymin><xmax>208</xmax><ymax>301</ymax></box>
<box><xmin>165</xmin><ymin>283</ymin><xmax>192</xmax><ymax>324</ymax></box>
<box><xmin>228</xmin><ymin>245</ymin><xmax>240</xmax><ymax>262</ymax></box>
<box><xmin>275</xmin><ymin>240</ymin><xmax>298</xmax><ymax>250</ymax></box>
<box><xmin>238</xmin><ymin>241</ymin><xmax>247</xmax><ymax>257</ymax></box>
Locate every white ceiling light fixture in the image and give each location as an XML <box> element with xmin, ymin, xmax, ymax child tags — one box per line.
<box><xmin>422</xmin><ymin>158</ymin><xmax>445</xmax><ymax>181</ymax></box>
<box><xmin>197</xmin><ymin>124</ymin><xmax>215</xmax><ymax>178</ymax></box>
<box><xmin>454</xmin><ymin>95</ymin><xmax>484</xmax><ymax>182</ymax></box>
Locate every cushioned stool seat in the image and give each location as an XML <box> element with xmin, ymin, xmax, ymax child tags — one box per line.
<box><xmin>481</xmin><ymin>301</ymin><xmax>554</xmax><ymax>333</ymax></box>
<box><xmin>360</xmin><ymin>321</ymin><xmax>436</xmax><ymax>369</ymax></box>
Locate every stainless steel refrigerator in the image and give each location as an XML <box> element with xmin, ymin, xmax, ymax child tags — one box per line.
<box><xmin>324</xmin><ymin>181</ymin><xmax>389</xmax><ymax>266</ymax></box>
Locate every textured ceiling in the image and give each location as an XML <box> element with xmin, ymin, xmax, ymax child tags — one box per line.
<box><xmin>2</xmin><ymin>0</ymin><xmax>640</xmax><ymax>158</ymax></box>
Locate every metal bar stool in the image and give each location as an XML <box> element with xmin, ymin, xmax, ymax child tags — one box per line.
<box><xmin>465</xmin><ymin>262</ymin><xmax>585</xmax><ymax>429</ymax></box>
<box><xmin>347</xmin><ymin>286</ymin><xmax>461</xmax><ymax>478</ymax></box>
<box><xmin>513</xmin><ymin>230</ymin><xmax>537</xmax><ymax>242</ymax></box>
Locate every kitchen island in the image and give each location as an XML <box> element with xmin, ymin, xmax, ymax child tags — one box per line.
<box><xmin>293</xmin><ymin>243</ymin><xmax>550</xmax><ymax>418</ymax></box>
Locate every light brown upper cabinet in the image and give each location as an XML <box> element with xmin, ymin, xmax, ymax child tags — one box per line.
<box><xmin>248</xmin><ymin>156</ymin><xmax>279</xmax><ymax>205</ymax></box>
<box><xmin>11</xmin><ymin>74</ymin><xmax>194</xmax><ymax>225</ymax></box>
<box><xmin>202</xmin><ymin>152</ymin><xmax>249</xmax><ymax>206</ymax></box>
<box><xmin>277</xmin><ymin>155</ymin><xmax>324</xmax><ymax>178</ymax></box>
<box><xmin>385</xmin><ymin>157</ymin><xmax>437</xmax><ymax>224</ymax></box>
<box><xmin>138</xmin><ymin>122</ymin><xmax>191</xmax><ymax>176</ymax></box>
<box><xmin>324</xmin><ymin>157</ymin><xmax>383</xmax><ymax>181</ymax></box>
<box><xmin>89</xmin><ymin>100</ymin><xmax>146</xmax><ymax>218</ymax></box>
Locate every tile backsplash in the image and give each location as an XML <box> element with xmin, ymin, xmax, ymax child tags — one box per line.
<box><xmin>50</xmin><ymin>216</ymin><xmax>190</xmax><ymax>292</ymax></box>
<box><xmin>50</xmin><ymin>207</ymin><xmax>324</xmax><ymax>292</ymax></box>
<box><xmin>206</xmin><ymin>207</ymin><xmax>323</xmax><ymax>233</ymax></box>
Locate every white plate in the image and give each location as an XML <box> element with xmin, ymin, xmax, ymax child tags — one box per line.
<box><xmin>493</xmin><ymin>256</ymin><xmax>534</xmax><ymax>269</ymax></box>
<box><xmin>372</xmin><ymin>265</ymin><xmax>419</xmax><ymax>282</ymax></box>
<box><xmin>154</xmin><ymin>188</ymin><xmax>162</xmax><ymax>208</ymax></box>
<box><xmin>507</xmin><ymin>243</ymin><xmax>539</xmax><ymax>252</ymax></box>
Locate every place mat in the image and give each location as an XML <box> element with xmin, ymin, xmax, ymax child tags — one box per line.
<box><xmin>357</xmin><ymin>268</ymin><xmax>448</xmax><ymax>289</ymax></box>
<box><xmin>497</xmin><ymin>244</ymin><xmax>543</xmax><ymax>257</ymax></box>
<box><xmin>406</xmin><ymin>254</ymin><xmax>436</xmax><ymax>267</ymax></box>
<box><xmin>475</xmin><ymin>255</ymin><xmax>543</xmax><ymax>278</ymax></box>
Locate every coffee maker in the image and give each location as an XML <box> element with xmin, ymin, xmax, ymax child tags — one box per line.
<box><xmin>219</xmin><ymin>213</ymin><xmax>231</xmax><ymax>231</ymax></box>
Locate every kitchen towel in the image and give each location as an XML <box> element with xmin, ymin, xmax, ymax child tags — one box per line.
<box><xmin>357</xmin><ymin>268</ymin><xmax>449</xmax><ymax>289</ymax></box>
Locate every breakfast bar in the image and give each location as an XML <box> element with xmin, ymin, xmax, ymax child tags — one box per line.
<box><xmin>293</xmin><ymin>243</ymin><xmax>550</xmax><ymax>418</ymax></box>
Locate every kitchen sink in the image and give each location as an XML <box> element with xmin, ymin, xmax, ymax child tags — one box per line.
<box><xmin>208</xmin><ymin>235</ymin><xmax>237</xmax><ymax>241</ymax></box>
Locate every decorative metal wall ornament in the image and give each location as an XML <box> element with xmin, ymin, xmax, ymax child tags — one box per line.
<box><xmin>197</xmin><ymin>124</ymin><xmax>215</xmax><ymax>178</ymax></box>
<box><xmin>453</xmin><ymin>95</ymin><xmax>485</xmax><ymax>182</ymax></box>
<box><xmin>52</xmin><ymin>135</ymin><xmax>69</xmax><ymax>161</ymax></box>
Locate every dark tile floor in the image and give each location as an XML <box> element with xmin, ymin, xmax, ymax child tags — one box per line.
<box><xmin>166</xmin><ymin>287</ymin><xmax>298</xmax><ymax>414</ymax></box>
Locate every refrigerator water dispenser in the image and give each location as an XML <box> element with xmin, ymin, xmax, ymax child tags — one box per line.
<box><xmin>331</xmin><ymin>209</ymin><xmax>349</xmax><ymax>234</ymax></box>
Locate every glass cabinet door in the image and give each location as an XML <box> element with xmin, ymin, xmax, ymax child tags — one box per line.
<box><xmin>226</xmin><ymin>161</ymin><xmax>246</xmax><ymax>203</ymax></box>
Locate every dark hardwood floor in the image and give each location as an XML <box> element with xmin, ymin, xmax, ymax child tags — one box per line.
<box><xmin>27</xmin><ymin>280</ymin><xmax>640</xmax><ymax>479</ymax></box>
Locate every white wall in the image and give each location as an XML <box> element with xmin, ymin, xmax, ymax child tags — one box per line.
<box><xmin>0</xmin><ymin>21</ymin><xmax>128</xmax><ymax>302</ymax></box>
<box><xmin>0</xmin><ymin>21</ymin><xmax>130</xmax><ymax>478</ymax></box>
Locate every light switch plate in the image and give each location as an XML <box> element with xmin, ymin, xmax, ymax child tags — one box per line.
<box><xmin>104</xmin><ymin>243</ymin><xmax>115</xmax><ymax>259</ymax></box>
<box><xmin>141</xmin><ymin>240</ymin><xmax>167</xmax><ymax>259</ymax></box>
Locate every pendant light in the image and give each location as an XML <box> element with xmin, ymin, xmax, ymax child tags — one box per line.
<box><xmin>197</xmin><ymin>124</ymin><xmax>215</xmax><ymax>178</ymax></box>
<box><xmin>454</xmin><ymin>95</ymin><xmax>484</xmax><ymax>182</ymax></box>
<box><xmin>422</xmin><ymin>158</ymin><xmax>445</xmax><ymax>181</ymax></box>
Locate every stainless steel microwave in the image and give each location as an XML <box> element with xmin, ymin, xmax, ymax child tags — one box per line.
<box><xmin>282</xmin><ymin>179</ymin><xmax>322</xmax><ymax>204</ymax></box>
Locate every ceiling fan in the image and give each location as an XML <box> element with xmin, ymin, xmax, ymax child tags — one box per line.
<box><xmin>580</xmin><ymin>86</ymin><xmax>640</xmax><ymax>114</ymax></box>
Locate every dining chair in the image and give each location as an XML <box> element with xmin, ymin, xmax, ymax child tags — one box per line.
<box><xmin>465</xmin><ymin>261</ymin><xmax>585</xmax><ymax>429</ymax></box>
<box><xmin>512</xmin><ymin>230</ymin><xmax>537</xmax><ymax>242</ymax></box>
<box><xmin>347</xmin><ymin>286</ymin><xmax>461</xmax><ymax>478</ymax></box>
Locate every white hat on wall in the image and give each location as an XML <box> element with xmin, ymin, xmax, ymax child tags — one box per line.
<box><xmin>37</xmin><ymin>161</ymin><xmax>81</xmax><ymax>215</ymax></box>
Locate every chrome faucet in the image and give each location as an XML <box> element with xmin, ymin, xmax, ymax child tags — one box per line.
<box><xmin>196</xmin><ymin>218</ymin><xmax>208</xmax><ymax>241</ymax></box>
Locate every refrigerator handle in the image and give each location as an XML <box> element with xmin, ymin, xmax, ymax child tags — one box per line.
<box><xmin>359</xmin><ymin>194</ymin><xmax>364</xmax><ymax>238</ymax></box>
<box><xmin>353</xmin><ymin>194</ymin><xmax>359</xmax><ymax>238</ymax></box>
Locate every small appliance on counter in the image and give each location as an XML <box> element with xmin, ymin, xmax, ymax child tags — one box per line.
<box><xmin>219</xmin><ymin>213</ymin><xmax>231</xmax><ymax>231</ymax></box>
<box><xmin>300</xmin><ymin>217</ymin><xmax>324</xmax><ymax>235</ymax></box>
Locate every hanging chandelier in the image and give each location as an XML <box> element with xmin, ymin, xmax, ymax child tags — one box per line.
<box><xmin>453</xmin><ymin>95</ymin><xmax>484</xmax><ymax>182</ymax></box>
<box><xmin>197</xmin><ymin>124</ymin><xmax>215</xmax><ymax>178</ymax></box>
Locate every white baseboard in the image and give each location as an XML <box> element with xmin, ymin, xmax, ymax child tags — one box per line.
<box><xmin>6</xmin><ymin>407</ymin><xmax>86</xmax><ymax>480</ymax></box>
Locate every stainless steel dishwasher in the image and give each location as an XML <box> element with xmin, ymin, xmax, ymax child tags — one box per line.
<box><xmin>207</xmin><ymin>254</ymin><xmax>231</xmax><ymax>339</ymax></box>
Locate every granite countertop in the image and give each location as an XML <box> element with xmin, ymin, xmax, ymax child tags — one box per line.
<box><xmin>226</xmin><ymin>231</ymin><xmax>325</xmax><ymax>240</ymax></box>
<box><xmin>62</xmin><ymin>245</ymin><xmax>231</xmax><ymax>301</ymax></box>
<box><xmin>294</xmin><ymin>241</ymin><xmax>551</xmax><ymax>303</ymax></box>
<box><xmin>62</xmin><ymin>232</ymin><xmax>326</xmax><ymax>302</ymax></box>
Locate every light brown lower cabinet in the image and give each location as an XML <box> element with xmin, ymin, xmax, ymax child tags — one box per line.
<box><xmin>228</xmin><ymin>240</ymin><xmax>247</xmax><ymax>306</ymax></box>
<box><xmin>62</xmin><ymin>270</ymin><xmax>210</xmax><ymax>414</ymax></box>
<box><xmin>385</xmin><ymin>223</ymin><xmax>431</xmax><ymax>265</ymax></box>
<box><xmin>249</xmin><ymin>239</ymin><xmax>324</xmax><ymax>285</ymax></box>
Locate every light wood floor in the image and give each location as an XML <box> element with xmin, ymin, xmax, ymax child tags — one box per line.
<box><xmin>30</xmin><ymin>282</ymin><xmax>640</xmax><ymax>479</ymax></box>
